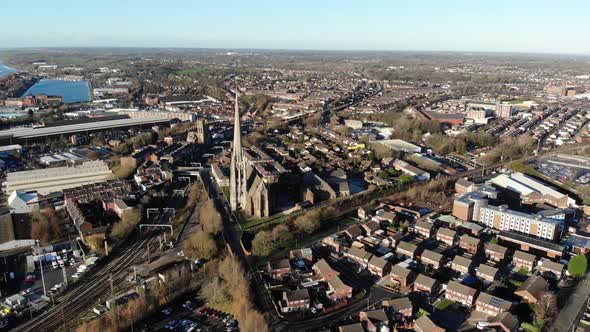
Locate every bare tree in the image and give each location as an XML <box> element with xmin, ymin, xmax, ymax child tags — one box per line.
<box><xmin>199</xmin><ymin>200</ymin><xmax>223</xmax><ymax>235</ymax></box>
<box><xmin>534</xmin><ymin>291</ymin><xmax>558</xmax><ymax>328</ymax></box>
<box><xmin>182</xmin><ymin>230</ymin><xmax>218</xmax><ymax>259</ymax></box>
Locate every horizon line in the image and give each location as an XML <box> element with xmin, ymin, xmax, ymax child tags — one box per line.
<box><xmin>1</xmin><ymin>46</ymin><xmax>590</xmax><ymax>58</ymax></box>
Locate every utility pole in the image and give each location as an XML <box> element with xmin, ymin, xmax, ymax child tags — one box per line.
<box><xmin>109</xmin><ymin>273</ymin><xmax>114</xmax><ymax>296</ymax></box>
<box><xmin>62</xmin><ymin>265</ymin><xmax>68</xmax><ymax>287</ymax></box>
<box><xmin>35</xmin><ymin>240</ymin><xmax>47</xmax><ymax>297</ymax></box>
<box><xmin>78</xmin><ymin>238</ymin><xmax>86</xmax><ymax>263</ymax></box>
<box><xmin>28</xmin><ymin>296</ymin><xmax>33</xmax><ymax>320</ymax></box>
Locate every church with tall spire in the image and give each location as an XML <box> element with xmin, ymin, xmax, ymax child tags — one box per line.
<box><xmin>229</xmin><ymin>85</ymin><xmax>287</xmax><ymax>217</ymax></box>
<box><xmin>230</xmin><ymin>88</ymin><xmax>247</xmax><ymax>212</ymax></box>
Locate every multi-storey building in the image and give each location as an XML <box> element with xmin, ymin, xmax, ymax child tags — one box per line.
<box><xmin>496</xmin><ymin>104</ymin><xmax>514</xmax><ymax>118</ymax></box>
<box><xmin>479</xmin><ymin>205</ymin><xmax>563</xmax><ymax>241</ymax></box>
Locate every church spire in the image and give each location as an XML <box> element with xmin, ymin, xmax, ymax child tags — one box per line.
<box><xmin>230</xmin><ymin>84</ymin><xmax>245</xmax><ymax>211</ymax></box>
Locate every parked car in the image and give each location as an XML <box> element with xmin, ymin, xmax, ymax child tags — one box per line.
<box><xmin>182</xmin><ymin>300</ymin><xmax>195</xmax><ymax>310</ymax></box>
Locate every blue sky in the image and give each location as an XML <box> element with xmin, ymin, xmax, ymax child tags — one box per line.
<box><xmin>2</xmin><ymin>0</ymin><xmax>590</xmax><ymax>54</ymax></box>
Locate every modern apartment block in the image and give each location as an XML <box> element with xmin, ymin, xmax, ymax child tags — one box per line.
<box><xmin>479</xmin><ymin>205</ymin><xmax>563</xmax><ymax>241</ymax></box>
<box><xmin>453</xmin><ymin>187</ymin><xmax>564</xmax><ymax>241</ymax></box>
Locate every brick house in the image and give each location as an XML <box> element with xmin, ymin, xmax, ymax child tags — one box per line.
<box><xmin>383</xmin><ymin>297</ymin><xmax>413</xmax><ymax>318</ymax></box>
<box><xmin>396</xmin><ymin>241</ymin><xmax>420</xmax><ymax>259</ymax></box>
<box><xmin>413</xmin><ymin>220</ymin><xmax>434</xmax><ymax>238</ymax></box>
<box><xmin>359</xmin><ymin>308</ymin><xmax>390</xmax><ymax>332</ymax></box>
<box><xmin>489</xmin><ymin>312</ymin><xmax>520</xmax><ymax>332</ymax></box>
<box><xmin>538</xmin><ymin>258</ymin><xmax>565</xmax><ymax>279</ymax></box>
<box><xmin>289</xmin><ymin>248</ymin><xmax>313</xmax><ymax>263</ymax></box>
<box><xmin>459</xmin><ymin>234</ymin><xmax>481</xmax><ymax>255</ymax></box>
<box><xmin>326</xmin><ymin>275</ymin><xmax>353</xmax><ymax>302</ymax></box>
<box><xmin>515</xmin><ymin>276</ymin><xmax>549</xmax><ymax>304</ymax></box>
<box><xmin>445</xmin><ymin>281</ymin><xmax>478</xmax><ymax>307</ymax></box>
<box><xmin>450</xmin><ymin>255</ymin><xmax>473</xmax><ymax>275</ymax></box>
<box><xmin>280</xmin><ymin>289</ymin><xmax>310</xmax><ymax>313</ymax></box>
<box><xmin>415</xmin><ymin>314</ymin><xmax>445</xmax><ymax>332</ymax></box>
<box><xmin>321</xmin><ymin>234</ymin><xmax>345</xmax><ymax>253</ymax></box>
<box><xmin>367</xmin><ymin>255</ymin><xmax>392</xmax><ymax>277</ymax></box>
<box><xmin>476</xmin><ymin>264</ymin><xmax>500</xmax><ymax>283</ymax></box>
<box><xmin>475</xmin><ymin>292</ymin><xmax>511</xmax><ymax>316</ymax></box>
<box><xmin>436</xmin><ymin>227</ymin><xmax>457</xmax><ymax>247</ymax></box>
<box><xmin>361</xmin><ymin>220</ymin><xmax>381</xmax><ymax>236</ymax></box>
<box><xmin>267</xmin><ymin>259</ymin><xmax>291</xmax><ymax>279</ymax></box>
<box><xmin>373</xmin><ymin>209</ymin><xmax>398</xmax><ymax>224</ymax></box>
<box><xmin>313</xmin><ymin>258</ymin><xmax>339</xmax><ymax>281</ymax></box>
<box><xmin>455</xmin><ymin>178</ymin><xmax>475</xmax><ymax>194</ymax></box>
<box><xmin>343</xmin><ymin>225</ymin><xmax>363</xmax><ymax>241</ymax></box>
<box><xmin>513</xmin><ymin>250</ymin><xmax>537</xmax><ymax>273</ymax></box>
<box><xmin>484</xmin><ymin>243</ymin><xmax>508</xmax><ymax>263</ymax></box>
<box><xmin>414</xmin><ymin>273</ymin><xmax>440</xmax><ymax>297</ymax></box>
<box><xmin>420</xmin><ymin>249</ymin><xmax>444</xmax><ymax>269</ymax></box>
<box><xmin>338</xmin><ymin>323</ymin><xmax>365</xmax><ymax>332</ymax></box>
<box><xmin>390</xmin><ymin>264</ymin><xmax>415</xmax><ymax>287</ymax></box>
<box><xmin>343</xmin><ymin>247</ymin><xmax>372</xmax><ymax>268</ymax></box>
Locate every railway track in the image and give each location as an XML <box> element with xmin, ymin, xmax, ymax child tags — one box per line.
<box><xmin>15</xmin><ymin>234</ymin><xmax>160</xmax><ymax>332</ymax></box>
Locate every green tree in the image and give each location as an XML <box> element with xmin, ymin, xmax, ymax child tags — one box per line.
<box><xmin>251</xmin><ymin>230</ymin><xmax>274</xmax><ymax>256</ymax></box>
<box><xmin>568</xmin><ymin>254</ymin><xmax>587</xmax><ymax>278</ymax></box>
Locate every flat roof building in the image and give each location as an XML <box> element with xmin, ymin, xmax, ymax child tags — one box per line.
<box><xmin>5</xmin><ymin>160</ymin><xmax>112</xmax><ymax>195</ymax></box>
<box><xmin>489</xmin><ymin>172</ymin><xmax>576</xmax><ymax>208</ymax></box>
